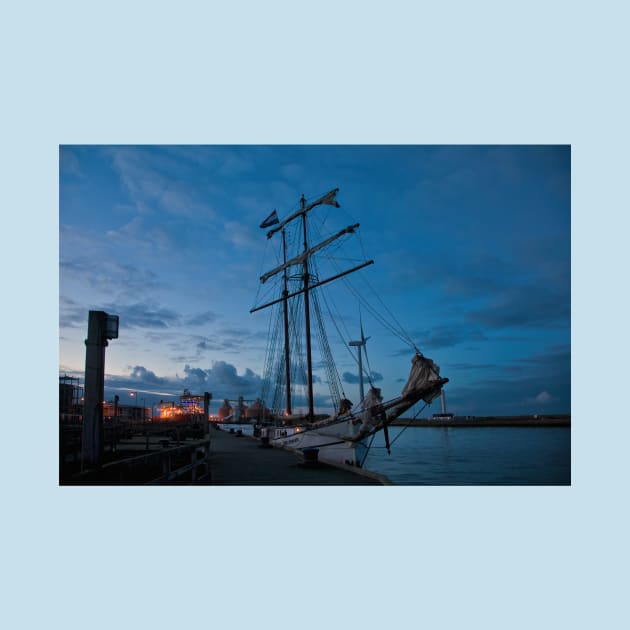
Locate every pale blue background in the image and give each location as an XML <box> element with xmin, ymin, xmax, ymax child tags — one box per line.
<box><xmin>3</xmin><ymin>1</ymin><xmax>628</xmax><ymax>629</ymax></box>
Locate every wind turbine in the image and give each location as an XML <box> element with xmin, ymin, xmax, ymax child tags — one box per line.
<box><xmin>350</xmin><ymin>321</ymin><xmax>391</xmax><ymax>455</ymax></box>
<box><xmin>349</xmin><ymin>321</ymin><xmax>370</xmax><ymax>402</ymax></box>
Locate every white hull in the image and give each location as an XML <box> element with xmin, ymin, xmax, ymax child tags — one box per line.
<box><xmin>262</xmin><ymin>419</ymin><xmax>369</xmax><ymax>467</ymax></box>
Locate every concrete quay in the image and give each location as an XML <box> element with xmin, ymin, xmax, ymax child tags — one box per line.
<box><xmin>59</xmin><ymin>424</ymin><xmax>389</xmax><ymax>485</ymax></box>
<box><xmin>208</xmin><ymin>425</ymin><xmax>387</xmax><ymax>485</ymax></box>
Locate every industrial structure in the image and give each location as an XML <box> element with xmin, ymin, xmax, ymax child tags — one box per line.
<box><xmin>59</xmin><ymin>374</ymin><xmax>83</xmax><ymax>424</ymax></box>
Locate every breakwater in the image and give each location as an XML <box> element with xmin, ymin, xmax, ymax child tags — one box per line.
<box><xmin>392</xmin><ymin>414</ymin><xmax>570</xmax><ymax>427</ymax></box>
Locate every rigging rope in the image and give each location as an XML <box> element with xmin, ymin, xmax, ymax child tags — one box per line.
<box><xmin>255</xmin><ymin>190</ymin><xmax>425</xmax><ymax>421</ymax></box>
<box><xmin>306</xmin><ymin>217</ymin><xmax>418</xmax><ymax>351</ymax></box>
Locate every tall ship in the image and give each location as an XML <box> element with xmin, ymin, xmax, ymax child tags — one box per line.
<box><xmin>251</xmin><ymin>188</ymin><xmax>448</xmax><ymax>467</ymax></box>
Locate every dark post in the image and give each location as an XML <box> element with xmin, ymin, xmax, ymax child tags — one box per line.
<box><xmin>112</xmin><ymin>394</ymin><xmax>119</xmax><ymax>452</ymax></box>
<box><xmin>281</xmin><ymin>229</ymin><xmax>292</xmax><ymax>415</ymax></box>
<box><xmin>82</xmin><ymin>310</ymin><xmax>118</xmax><ymax>468</ymax></box>
<box><xmin>301</xmin><ymin>194</ymin><xmax>315</xmax><ymax>421</ymax></box>
<box><xmin>204</xmin><ymin>392</ymin><xmax>212</xmax><ymax>434</ymax></box>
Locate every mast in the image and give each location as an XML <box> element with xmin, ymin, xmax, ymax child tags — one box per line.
<box><xmin>253</xmin><ymin>187</ymin><xmax>372</xmax><ymax>420</ymax></box>
<box><xmin>300</xmin><ymin>194</ymin><xmax>315</xmax><ymax>420</ymax></box>
<box><xmin>260</xmin><ymin>223</ymin><xmax>360</xmax><ymax>284</ymax></box>
<box><xmin>281</xmin><ymin>229</ymin><xmax>292</xmax><ymax>415</ymax></box>
<box><xmin>250</xmin><ymin>260</ymin><xmax>374</xmax><ymax>313</ymax></box>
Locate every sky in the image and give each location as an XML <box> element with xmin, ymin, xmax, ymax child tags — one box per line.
<box><xmin>59</xmin><ymin>145</ymin><xmax>570</xmax><ymax>417</ymax></box>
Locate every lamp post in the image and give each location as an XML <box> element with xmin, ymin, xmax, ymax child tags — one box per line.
<box><xmin>141</xmin><ymin>397</ymin><xmax>148</xmax><ymax>451</ymax></box>
<box><xmin>141</xmin><ymin>397</ymin><xmax>147</xmax><ymax>433</ymax></box>
<box><xmin>129</xmin><ymin>391</ymin><xmax>139</xmax><ymax>427</ymax></box>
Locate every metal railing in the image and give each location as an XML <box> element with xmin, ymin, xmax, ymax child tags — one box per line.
<box><xmin>64</xmin><ymin>437</ymin><xmax>211</xmax><ymax>485</ymax></box>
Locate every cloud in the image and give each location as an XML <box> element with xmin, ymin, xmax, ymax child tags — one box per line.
<box><xmin>59</xmin><ymin>296</ymin><xmax>89</xmax><ymax>328</ymax></box>
<box><xmin>103</xmin><ymin>147</ymin><xmax>218</xmax><ymax>222</ymax></box>
<box><xmin>184</xmin><ymin>327</ymin><xmax>266</xmax><ymax>357</ymax></box>
<box><xmin>414</xmin><ymin>326</ymin><xmax>487</xmax><ymax>350</ymax></box>
<box><xmin>534</xmin><ymin>391</ymin><xmax>553</xmax><ymax>404</ymax></box>
<box><xmin>288</xmin><ymin>363</ymin><xmax>321</xmax><ymax>385</ymax></box>
<box><xmin>192</xmin><ymin>360</ymin><xmax>263</xmax><ymax>398</ymax></box>
<box><xmin>183</xmin><ymin>365</ymin><xmax>209</xmax><ymax>385</ymax></box>
<box><xmin>186</xmin><ymin>311</ymin><xmax>218</xmax><ymax>326</ymax></box>
<box><xmin>222</xmin><ymin>220</ymin><xmax>262</xmax><ymax>250</ymax></box>
<box><xmin>129</xmin><ymin>366</ymin><xmax>166</xmax><ymax>385</ymax></box>
<box><xmin>103</xmin><ymin>360</ymin><xmax>265</xmax><ymax>402</ymax></box>
<box><xmin>467</xmin><ymin>284</ymin><xmax>570</xmax><ymax>329</ymax></box>
<box><xmin>280</xmin><ymin>163</ymin><xmax>304</xmax><ymax>180</ymax></box>
<box><xmin>437</xmin><ymin>345</ymin><xmax>570</xmax><ymax>416</ymax></box>
<box><xmin>61</xmin><ymin>257</ymin><xmax>165</xmax><ymax>297</ymax></box>
<box><xmin>342</xmin><ymin>371</ymin><xmax>383</xmax><ymax>384</ymax></box>
<box><xmin>99</xmin><ymin>302</ymin><xmax>181</xmax><ymax>329</ymax></box>
<box><xmin>60</xmin><ymin>147</ymin><xmax>83</xmax><ymax>177</ymax></box>
<box><xmin>61</xmin><ymin>296</ymin><xmax>183</xmax><ymax>337</ymax></box>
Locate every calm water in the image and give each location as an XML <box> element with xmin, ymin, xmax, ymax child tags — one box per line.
<box><xmin>220</xmin><ymin>423</ymin><xmax>570</xmax><ymax>485</ymax></box>
<box><xmin>363</xmin><ymin>426</ymin><xmax>571</xmax><ymax>485</ymax></box>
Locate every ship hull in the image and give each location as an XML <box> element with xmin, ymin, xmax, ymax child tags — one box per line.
<box><xmin>263</xmin><ymin>419</ymin><xmax>369</xmax><ymax>467</ymax></box>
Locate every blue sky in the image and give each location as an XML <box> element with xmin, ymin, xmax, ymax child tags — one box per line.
<box><xmin>59</xmin><ymin>145</ymin><xmax>570</xmax><ymax>416</ymax></box>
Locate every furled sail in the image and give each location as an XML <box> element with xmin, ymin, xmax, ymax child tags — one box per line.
<box><xmin>401</xmin><ymin>353</ymin><xmax>444</xmax><ymax>403</ymax></box>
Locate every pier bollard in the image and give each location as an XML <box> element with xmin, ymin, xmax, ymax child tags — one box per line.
<box><xmin>260</xmin><ymin>436</ymin><xmax>271</xmax><ymax>448</ymax></box>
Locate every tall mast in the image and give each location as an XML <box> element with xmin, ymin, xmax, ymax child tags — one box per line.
<box><xmin>253</xmin><ymin>188</ymin><xmax>373</xmax><ymax>420</ymax></box>
<box><xmin>281</xmin><ymin>229</ymin><xmax>292</xmax><ymax>415</ymax></box>
<box><xmin>300</xmin><ymin>194</ymin><xmax>315</xmax><ymax>420</ymax></box>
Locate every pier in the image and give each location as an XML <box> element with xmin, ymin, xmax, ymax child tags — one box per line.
<box><xmin>208</xmin><ymin>424</ymin><xmax>385</xmax><ymax>485</ymax></box>
<box><xmin>60</xmin><ymin>423</ymin><xmax>387</xmax><ymax>485</ymax></box>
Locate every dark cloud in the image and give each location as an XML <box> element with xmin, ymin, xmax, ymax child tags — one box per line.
<box><xmin>188</xmin><ymin>327</ymin><xmax>266</xmax><ymax>356</ymax></box>
<box><xmin>446</xmin><ymin>362</ymin><xmax>501</xmax><ymax>371</ymax></box>
<box><xmin>183</xmin><ymin>365</ymin><xmax>209</xmax><ymax>386</ymax></box>
<box><xmin>414</xmin><ymin>326</ymin><xmax>487</xmax><ymax>350</ymax></box>
<box><xmin>60</xmin><ymin>258</ymin><xmax>165</xmax><ymax>295</ymax></box>
<box><xmin>436</xmin><ymin>345</ymin><xmax>570</xmax><ymax>416</ymax></box>
<box><xmin>467</xmin><ymin>284</ymin><xmax>570</xmax><ymax>329</ymax></box>
<box><xmin>102</xmin><ymin>302</ymin><xmax>180</xmax><ymax>329</ymax></box>
<box><xmin>139</xmin><ymin>328</ymin><xmax>268</xmax><ymax>366</ymax></box>
<box><xmin>387</xmin><ymin>326</ymin><xmax>486</xmax><ymax>356</ymax></box>
<box><xmin>129</xmin><ymin>366</ymin><xmax>166</xmax><ymax>385</ymax></box>
<box><xmin>342</xmin><ymin>371</ymin><xmax>383</xmax><ymax>384</ymax></box>
<box><xmin>103</xmin><ymin>360</ymin><xmax>265</xmax><ymax>403</ymax></box>
<box><xmin>288</xmin><ymin>363</ymin><xmax>321</xmax><ymax>385</ymax></box>
<box><xmin>59</xmin><ymin>295</ymin><xmax>181</xmax><ymax>332</ymax></box>
<box><xmin>381</xmin><ymin>251</ymin><xmax>514</xmax><ymax>298</ymax></box>
<box><xmin>59</xmin><ymin>296</ymin><xmax>89</xmax><ymax>329</ymax></box>
<box><xmin>186</xmin><ymin>311</ymin><xmax>218</xmax><ymax>326</ymax></box>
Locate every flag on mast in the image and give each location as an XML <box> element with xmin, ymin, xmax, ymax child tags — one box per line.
<box><xmin>260</xmin><ymin>209</ymin><xmax>279</xmax><ymax>228</ymax></box>
<box><xmin>320</xmin><ymin>189</ymin><xmax>340</xmax><ymax>208</ymax></box>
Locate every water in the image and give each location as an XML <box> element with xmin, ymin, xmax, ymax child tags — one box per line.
<box><xmin>363</xmin><ymin>426</ymin><xmax>571</xmax><ymax>485</ymax></box>
<box><xmin>216</xmin><ymin>423</ymin><xmax>571</xmax><ymax>485</ymax></box>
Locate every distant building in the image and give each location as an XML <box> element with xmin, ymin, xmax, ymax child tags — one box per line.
<box><xmin>59</xmin><ymin>375</ymin><xmax>83</xmax><ymax>424</ymax></box>
<box><xmin>218</xmin><ymin>399</ymin><xmax>233</xmax><ymax>421</ymax></box>
<box><xmin>157</xmin><ymin>390</ymin><xmax>206</xmax><ymax>421</ymax></box>
<box><xmin>102</xmin><ymin>401</ymin><xmax>149</xmax><ymax>423</ymax></box>
<box><xmin>432</xmin><ymin>412</ymin><xmax>455</xmax><ymax>420</ymax></box>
